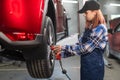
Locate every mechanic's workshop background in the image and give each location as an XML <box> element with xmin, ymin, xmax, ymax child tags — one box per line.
<box><xmin>0</xmin><ymin>0</ymin><xmax>120</xmax><ymax>80</ymax></box>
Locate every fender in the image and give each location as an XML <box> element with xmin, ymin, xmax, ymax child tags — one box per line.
<box><xmin>41</xmin><ymin>0</ymin><xmax>56</xmax><ymax>34</ymax></box>
<box><xmin>0</xmin><ymin>0</ymin><xmax>45</xmax><ymax>34</ymax></box>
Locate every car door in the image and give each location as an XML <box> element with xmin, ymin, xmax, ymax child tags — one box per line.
<box><xmin>56</xmin><ymin>0</ymin><xmax>64</xmax><ymax>32</ymax></box>
<box><xmin>112</xmin><ymin>23</ymin><xmax>120</xmax><ymax>52</ymax></box>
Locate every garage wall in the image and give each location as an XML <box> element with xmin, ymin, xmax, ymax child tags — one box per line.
<box><xmin>99</xmin><ymin>0</ymin><xmax>120</xmax><ymax>15</ymax></box>
<box><xmin>62</xmin><ymin>0</ymin><xmax>90</xmax><ymax>35</ymax></box>
<box><xmin>78</xmin><ymin>0</ymin><xmax>85</xmax><ymax>34</ymax></box>
<box><xmin>99</xmin><ymin>1</ymin><xmax>120</xmax><ymax>18</ymax></box>
<box><xmin>62</xmin><ymin>0</ymin><xmax>101</xmax><ymax>35</ymax></box>
<box><xmin>63</xmin><ymin>0</ymin><xmax>120</xmax><ymax>35</ymax></box>
<box><xmin>62</xmin><ymin>0</ymin><xmax>79</xmax><ymax>35</ymax></box>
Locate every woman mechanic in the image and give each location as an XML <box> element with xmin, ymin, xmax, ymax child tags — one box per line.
<box><xmin>52</xmin><ymin>1</ymin><xmax>108</xmax><ymax>80</ymax></box>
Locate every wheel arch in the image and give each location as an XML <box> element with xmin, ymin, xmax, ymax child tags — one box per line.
<box><xmin>46</xmin><ymin>0</ymin><xmax>57</xmax><ymax>41</ymax></box>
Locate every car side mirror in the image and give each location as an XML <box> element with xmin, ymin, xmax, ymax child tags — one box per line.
<box><xmin>108</xmin><ymin>29</ymin><xmax>113</xmax><ymax>34</ymax></box>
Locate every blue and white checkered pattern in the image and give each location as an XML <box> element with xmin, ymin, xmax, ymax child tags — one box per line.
<box><xmin>61</xmin><ymin>24</ymin><xmax>108</xmax><ymax>57</ymax></box>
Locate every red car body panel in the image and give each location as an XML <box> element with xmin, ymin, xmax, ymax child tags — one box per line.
<box><xmin>55</xmin><ymin>0</ymin><xmax>64</xmax><ymax>32</ymax></box>
<box><xmin>109</xmin><ymin>32</ymin><xmax>120</xmax><ymax>52</ymax></box>
<box><xmin>108</xmin><ymin>17</ymin><xmax>120</xmax><ymax>58</ymax></box>
<box><xmin>0</xmin><ymin>0</ymin><xmax>68</xmax><ymax>47</ymax></box>
<box><xmin>0</xmin><ymin>0</ymin><xmax>67</xmax><ymax>42</ymax></box>
<box><xmin>109</xmin><ymin>18</ymin><xmax>120</xmax><ymax>29</ymax></box>
<box><xmin>0</xmin><ymin>0</ymin><xmax>44</xmax><ymax>33</ymax></box>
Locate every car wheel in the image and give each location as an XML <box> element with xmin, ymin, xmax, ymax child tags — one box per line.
<box><xmin>26</xmin><ymin>16</ymin><xmax>55</xmax><ymax>78</ymax></box>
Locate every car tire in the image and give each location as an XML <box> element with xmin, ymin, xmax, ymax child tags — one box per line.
<box><xmin>26</xmin><ymin>16</ymin><xmax>55</xmax><ymax>78</ymax></box>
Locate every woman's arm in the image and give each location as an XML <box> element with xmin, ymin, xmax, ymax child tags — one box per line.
<box><xmin>61</xmin><ymin>26</ymin><xmax>105</xmax><ymax>57</ymax></box>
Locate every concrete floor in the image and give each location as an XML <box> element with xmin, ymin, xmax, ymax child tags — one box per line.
<box><xmin>0</xmin><ymin>56</ymin><xmax>120</xmax><ymax>80</ymax></box>
<box><xmin>104</xmin><ymin>57</ymin><xmax>120</xmax><ymax>80</ymax></box>
<box><xmin>0</xmin><ymin>56</ymin><xmax>80</xmax><ymax>80</ymax></box>
<box><xmin>0</xmin><ymin>34</ymin><xmax>120</xmax><ymax>80</ymax></box>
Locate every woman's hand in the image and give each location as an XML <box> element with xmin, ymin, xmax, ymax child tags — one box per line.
<box><xmin>51</xmin><ymin>45</ymin><xmax>62</xmax><ymax>60</ymax></box>
<box><xmin>53</xmin><ymin>45</ymin><xmax>62</xmax><ymax>54</ymax></box>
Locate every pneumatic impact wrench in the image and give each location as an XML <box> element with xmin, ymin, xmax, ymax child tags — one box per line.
<box><xmin>51</xmin><ymin>46</ymin><xmax>71</xmax><ymax>80</ymax></box>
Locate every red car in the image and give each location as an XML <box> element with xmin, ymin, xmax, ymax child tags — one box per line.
<box><xmin>0</xmin><ymin>0</ymin><xmax>69</xmax><ymax>78</ymax></box>
<box><xmin>108</xmin><ymin>17</ymin><xmax>120</xmax><ymax>59</ymax></box>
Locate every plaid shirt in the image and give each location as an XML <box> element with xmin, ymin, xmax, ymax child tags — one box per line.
<box><xmin>61</xmin><ymin>24</ymin><xmax>108</xmax><ymax>57</ymax></box>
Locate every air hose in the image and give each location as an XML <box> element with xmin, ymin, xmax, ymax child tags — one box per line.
<box><xmin>59</xmin><ymin>60</ymin><xmax>71</xmax><ymax>80</ymax></box>
<box><xmin>51</xmin><ymin>46</ymin><xmax>71</xmax><ymax>80</ymax></box>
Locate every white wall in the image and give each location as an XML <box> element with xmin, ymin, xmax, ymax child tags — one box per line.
<box><xmin>62</xmin><ymin>0</ymin><xmax>79</xmax><ymax>35</ymax></box>
<box><xmin>78</xmin><ymin>0</ymin><xmax>86</xmax><ymax>34</ymax></box>
<box><xmin>63</xmin><ymin>0</ymin><xmax>120</xmax><ymax>35</ymax></box>
<box><xmin>62</xmin><ymin>0</ymin><xmax>89</xmax><ymax>35</ymax></box>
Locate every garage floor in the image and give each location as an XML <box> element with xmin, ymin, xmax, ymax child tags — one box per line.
<box><xmin>0</xmin><ymin>34</ymin><xmax>120</xmax><ymax>80</ymax></box>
